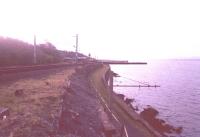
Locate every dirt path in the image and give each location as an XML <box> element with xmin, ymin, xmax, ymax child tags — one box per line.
<box><xmin>59</xmin><ymin>64</ymin><xmax>119</xmax><ymax>137</ymax></box>
<box><xmin>59</xmin><ymin>66</ymin><xmax>103</xmax><ymax>136</ymax></box>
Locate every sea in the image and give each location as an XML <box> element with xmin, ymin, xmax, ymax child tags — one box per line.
<box><xmin>111</xmin><ymin>59</ymin><xmax>200</xmax><ymax>137</ymax></box>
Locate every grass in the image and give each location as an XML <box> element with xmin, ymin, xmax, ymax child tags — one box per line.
<box><xmin>0</xmin><ymin>68</ymin><xmax>74</xmax><ymax>137</ymax></box>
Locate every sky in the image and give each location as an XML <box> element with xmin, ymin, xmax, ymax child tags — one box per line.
<box><xmin>0</xmin><ymin>0</ymin><xmax>200</xmax><ymax>60</ymax></box>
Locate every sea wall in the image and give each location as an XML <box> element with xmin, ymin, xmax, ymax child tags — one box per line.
<box><xmin>102</xmin><ymin>68</ymin><xmax>162</xmax><ymax>137</ymax></box>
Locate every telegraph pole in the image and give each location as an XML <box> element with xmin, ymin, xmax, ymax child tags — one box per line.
<box><xmin>75</xmin><ymin>34</ymin><xmax>78</xmax><ymax>63</ymax></box>
<box><xmin>33</xmin><ymin>35</ymin><xmax>37</xmax><ymax>64</ymax></box>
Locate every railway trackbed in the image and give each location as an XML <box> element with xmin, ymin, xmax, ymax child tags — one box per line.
<box><xmin>0</xmin><ymin>63</ymin><xmax>81</xmax><ymax>74</ymax></box>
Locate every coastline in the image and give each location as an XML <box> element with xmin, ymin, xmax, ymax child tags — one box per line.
<box><xmin>90</xmin><ymin>65</ymin><xmax>159</xmax><ymax>137</ymax></box>
<box><xmin>0</xmin><ymin>63</ymin><xmax>178</xmax><ymax>137</ymax></box>
<box><xmin>107</xmin><ymin>65</ymin><xmax>183</xmax><ymax>137</ymax></box>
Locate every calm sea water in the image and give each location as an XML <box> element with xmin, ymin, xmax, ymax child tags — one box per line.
<box><xmin>111</xmin><ymin>60</ymin><xmax>200</xmax><ymax>137</ymax></box>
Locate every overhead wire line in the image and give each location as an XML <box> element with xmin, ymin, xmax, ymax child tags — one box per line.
<box><xmin>119</xmin><ymin>76</ymin><xmax>150</xmax><ymax>86</ymax></box>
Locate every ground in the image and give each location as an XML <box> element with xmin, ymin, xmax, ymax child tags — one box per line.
<box><xmin>0</xmin><ymin>68</ymin><xmax>74</xmax><ymax>137</ymax></box>
<box><xmin>0</xmin><ymin>64</ymin><xmax>159</xmax><ymax>137</ymax></box>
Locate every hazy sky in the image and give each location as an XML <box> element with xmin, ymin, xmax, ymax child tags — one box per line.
<box><xmin>0</xmin><ymin>0</ymin><xmax>200</xmax><ymax>60</ymax></box>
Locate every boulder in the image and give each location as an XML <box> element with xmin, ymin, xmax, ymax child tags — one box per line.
<box><xmin>124</xmin><ymin>98</ymin><xmax>134</xmax><ymax>105</ymax></box>
<box><xmin>140</xmin><ymin>106</ymin><xmax>183</xmax><ymax>135</ymax></box>
<box><xmin>14</xmin><ymin>89</ymin><xmax>24</xmax><ymax>96</ymax></box>
<box><xmin>140</xmin><ymin>107</ymin><xmax>159</xmax><ymax>118</ymax></box>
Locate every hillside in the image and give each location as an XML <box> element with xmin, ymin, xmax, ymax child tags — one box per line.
<box><xmin>0</xmin><ymin>37</ymin><xmax>86</xmax><ymax>67</ymax></box>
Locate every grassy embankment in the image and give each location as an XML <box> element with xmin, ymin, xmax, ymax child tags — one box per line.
<box><xmin>90</xmin><ymin>65</ymin><xmax>158</xmax><ymax>137</ymax></box>
<box><xmin>0</xmin><ymin>68</ymin><xmax>74</xmax><ymax>137</ymax></box>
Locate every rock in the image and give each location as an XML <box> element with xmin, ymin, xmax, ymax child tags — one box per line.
<box><xmin>140</xmin><ymin>107</ymin><xmax>165</xmax><ymax>133</ymax></box>
<box><xmin>158</xmin><ymin>119</ymin><xmax>165</xmax><ymax>124</ymax></box>
<box><xmin>116</xmin><ymin>94</ymin><xmax>125</xmax><ymax>100</ymax></box>
<box><xmin>130</xmin><ymin>105</ymin><xmax>139</xmax><ymax>111</ymax></box>
<box><xmin>140</xmin><ymin>106</ymin><xmax>183</xmax><ymax>135</ymax></box>
<box><xmin>175</xmin><ymin>127</ymin><xmax>183</xmax><ymax>134</ymax></box>
<box><xmin>124</xmin><ymin>98</ymin><xmax>134</xmax><ymax>105</ymax></box>
<box><xmin>14</xmin><ymin>89</ymin><xmax>24</xmax><ymax>96</ymax></box>
<box><xmin>112</xmin><ymin>72</ymin><xmax>120</xmax><ymax>77</ymax></box>
<box><xmin>140</xmin><ymin>107</ymin><xmax>159</xmax><ymax>118</ymax></box>
<box><xmin>45</xmin><ymin>81</ymin><xmax>50</xmax><ymax>85</ymax></box>
<box><xmin>0</xmin><ymin>107</ymin><xmax>9</xmax><ymax>119</ymax></box>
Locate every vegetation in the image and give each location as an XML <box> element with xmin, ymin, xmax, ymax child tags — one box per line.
<box><xmin>0</xmin><ymin>36</ymin><xmax>86</xmax><ymax>67</ymax></box>
<box><xmin>0</xmin><ymin>68</ymin><xmax>74</xmax><ymax>137</ymax></box>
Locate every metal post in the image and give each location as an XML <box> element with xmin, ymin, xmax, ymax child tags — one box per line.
<box><xmin>33</xmin><ymin>35</ymin><xmax>37</xmax><ymax>64</ymax></box>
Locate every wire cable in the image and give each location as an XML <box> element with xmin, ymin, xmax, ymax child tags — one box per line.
<box><xmin>120</xmin><ymin>76</ymin><xmax>150</xmax><ymax>86</ymax></box>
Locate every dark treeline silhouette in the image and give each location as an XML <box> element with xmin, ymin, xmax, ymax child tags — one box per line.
<box><xmin>0</xmin><ymin>36</ymin><xmax>85</xmax><ymax>67</ymax></box>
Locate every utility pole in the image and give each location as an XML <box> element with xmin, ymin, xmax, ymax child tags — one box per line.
<box><xmin>75</xmin><ymin>34</ymin><xmax>78</xmax><ymax>63</ymax></box>
<box><xmin>33</xmin><ymin>35</ymin><xmax>37</xmax><ymax>64</ymax></box>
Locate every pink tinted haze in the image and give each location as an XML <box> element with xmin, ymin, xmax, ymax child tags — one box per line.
<box><xmin>0</xmin><ymin>0</ymin><xmax>200</xmax><ymax>60</ymax></box>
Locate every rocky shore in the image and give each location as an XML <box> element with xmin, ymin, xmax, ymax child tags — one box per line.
<box><xmin>115</xmin><ymin>93</ymin><xmax>183</xmax><ymax>137</ymax></box>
